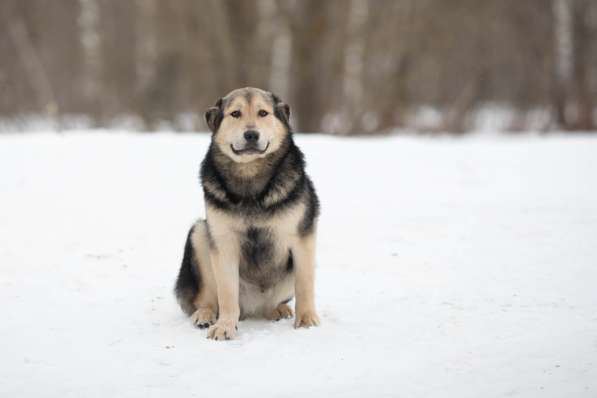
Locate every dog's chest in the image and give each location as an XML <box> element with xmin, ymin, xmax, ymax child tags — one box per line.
<box><xmin>238</xmin><ymin>225</ymin><xmax>293</xmax><ymax>290</ymax></box>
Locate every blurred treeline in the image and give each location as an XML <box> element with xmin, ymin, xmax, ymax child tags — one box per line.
<box><xmin>0</xmin><ymin>0</ymin><xmax>596</xmax><ymax>133</ymax></box>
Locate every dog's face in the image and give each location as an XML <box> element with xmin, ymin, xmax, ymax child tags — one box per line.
<box><xmin>205</xmin><ymin>87</ymin><xmax>291</xmax><ymax>163</ymax></box>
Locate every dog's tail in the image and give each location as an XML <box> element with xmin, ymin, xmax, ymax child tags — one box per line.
<box><xmin>174</xmin><ymin>224</ymin><xmax>200</xmax><ymax>316</ymax></box>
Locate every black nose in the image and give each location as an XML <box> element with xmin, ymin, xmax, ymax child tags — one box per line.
<box><xmin>244</xmin><ymin>130</ymin><xmax>259</xmax><ymax>143</ymax></box>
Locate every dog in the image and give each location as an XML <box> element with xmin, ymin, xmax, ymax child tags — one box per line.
<box><xmin>174</xmin><ymin>87</ymin><xmax>320</xmax><ymax>340</ymax></box>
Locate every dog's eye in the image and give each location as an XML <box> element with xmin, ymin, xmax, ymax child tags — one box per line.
<box><xmin>230</xmin><ymin>110</ymin><xmax>241</xmax><ymax>118</ymax></box>
<box><xmin>258</xmin><ymin>110</ymin><xmax>269</xmax><ymax>117</ymax></box>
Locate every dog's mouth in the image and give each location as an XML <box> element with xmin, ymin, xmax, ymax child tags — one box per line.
<box><xmin>230</xmin><ymin>142</ymin><xmax>269</xmax><ymax>155</ymax></box>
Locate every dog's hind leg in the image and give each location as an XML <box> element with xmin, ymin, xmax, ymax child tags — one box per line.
<box><xmin>175</xmin><ymin>220</ymin><xmax>218</xmax><ymax>328</ymax></box>
<box><xmin>267</xmin><ymin>302</ymin><xmax>293</xmax><ymax>321</ymax></box>
<box><xmin>266</xmin><ymin>273</ymin><xmax>295</xmax><ymax>321</ymax></box>
<box><xmin>174</xmin><ymin>224</ymin><xmax>200</xmax><ymax>316</ymax></box>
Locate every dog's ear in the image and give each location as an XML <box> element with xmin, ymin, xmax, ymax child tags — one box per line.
<box><xmin>205</xmin><ymin>98</ymin><xmax>224</xmax><ymax>133</ymax></box>
<box><xmin>271</xmin><ymin>93</ymin><xmax>290</xmax><ymax>127</ymax></box>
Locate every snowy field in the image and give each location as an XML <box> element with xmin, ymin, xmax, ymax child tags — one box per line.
<box><xmin>1</xmin><ymin>131</ymin><xmax>596</xmax><ymax>397</ymax></box>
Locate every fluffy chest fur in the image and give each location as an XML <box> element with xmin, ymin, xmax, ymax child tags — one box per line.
<box><xmin>206</xmin><ymin>200</ymin><xmax>307</xmax><ymax>290</ymax></box>
<box><xmin>238</xmin><ymin>226</ymin><xmax>292</xmax><ymax>290</ymax></box>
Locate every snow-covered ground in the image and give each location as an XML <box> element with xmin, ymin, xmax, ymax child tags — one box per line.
<box><xmin>1</xmin><ymin>132</ymin><xmax>596</xmax><ymax>397</ymax></box>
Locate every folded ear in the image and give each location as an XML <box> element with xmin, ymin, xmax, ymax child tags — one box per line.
<box><xmin>205</xmin><ymin>98</ymin><xmax>223</xmax><ymax>133</ymax></box>
<box><xmin>271</xmin><ymin>93</ymin><xmax>290</xmax><ymax>127</ymax></box>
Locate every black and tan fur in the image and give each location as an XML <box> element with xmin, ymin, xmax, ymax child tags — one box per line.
<box><xmin>175</xmin><ymin>87</ymin><xmax>320</xmax><ymax>340</ymax></box>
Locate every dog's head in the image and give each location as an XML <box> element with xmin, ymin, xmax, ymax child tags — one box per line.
<box><xmin>205</xmin><ymin>87</ymin><xmax>291</xmax><ymax>163</ymax></box>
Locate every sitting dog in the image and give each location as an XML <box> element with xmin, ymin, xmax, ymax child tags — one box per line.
<box><xmin>174</xmin><ymin>87</ymin><xmax>320</xmax><ymax>340</ymax></box>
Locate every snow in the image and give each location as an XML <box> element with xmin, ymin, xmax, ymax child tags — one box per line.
<box><xmin>1</xmin><ymin>131</ymin><xmax>596</xmax><ymax>397</ymax></box>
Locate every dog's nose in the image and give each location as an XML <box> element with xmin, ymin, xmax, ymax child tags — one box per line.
<box><xmin>244</xmin><ymin>130</ymin><xmax>259</xmax><ymax>143</ymax></box>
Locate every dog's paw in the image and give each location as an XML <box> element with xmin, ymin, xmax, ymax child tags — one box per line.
<box><xmin>267</xmin><ymin>303</ymin><xmax>293</xmax><ymax>321</ymax></box>
<box><xmin>207</xmin><ymin>319</ymin><xmax>238</xmax><ymax>340</ymax></box>
<box><xmin>190</xmin><ymin>308</ymin><xmax>216</xmax><ymax>329</ymax></box>
<box><xmin>294</xmin><ymin>309</ymin><xmax>320</xmax><ymax>329</ymax></box>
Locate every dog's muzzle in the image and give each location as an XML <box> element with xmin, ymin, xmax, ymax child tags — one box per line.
<box><xmin>231</xmin><ymin>130</ymin><xmax>269</xmax><ymax>155</ymax></box>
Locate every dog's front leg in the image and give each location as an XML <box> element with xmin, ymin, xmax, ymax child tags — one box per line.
<box><xmin>207</xmin><ymin>241</ymin><xmax>240</xmax><ymax>340</ymax></box>
<box><xmin>292</xmin><ymin>232</ymin><xmax>320</xmax><ymax>328</ymax></box>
